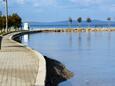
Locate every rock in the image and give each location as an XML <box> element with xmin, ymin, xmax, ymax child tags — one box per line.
<box><xmin>44</xmin><ymin>56</ymin><xmax>73</xmax><ymax>86</ymax></box>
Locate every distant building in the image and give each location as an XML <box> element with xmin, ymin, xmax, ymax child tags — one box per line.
<box><xmin>23</xmin><ymin>23</ymin><xmax>29</xmax><ymax>30</ymax></box>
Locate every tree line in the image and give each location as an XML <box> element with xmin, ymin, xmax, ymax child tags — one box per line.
<box><xmin>69</xmin><ymin>17</ymin><xmax>112</xmax><ymax>28</ymax></box>
<box><xmin>0</xmin><ymin>13</ymin><xmax>22</xmax><ymax>32</ymax></box>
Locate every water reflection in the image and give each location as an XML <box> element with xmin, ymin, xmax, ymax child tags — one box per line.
<box><xmin>23</xmin><ymin>34</ymin><xmax>29</xmax><ymax>45</ymax></box>
<box><xmin>108</xmin><ymin>32</ymin><xmax>111</xmax><ymax>41</ymax></box>
<box><xmin>78</xmin><ymin>32</ymin><xmax>82</xmax><ymax>49</ymax></box>
<box><xmin>59</xmin><ymin>80</ymin><xmax>73</xmax><ymax>86</ymax></box>
<box><xmin>87</xmin><ymin>32</ymin><xmax>91</xmax><ymax>49</ymax></box>
<box><xmin>108</xmin><ymin>32</ymin><xmax>111</xmax><ymax>49</ymax></box>
<box><xmin>21</xmin><ymin>32</ymin><xmax>115</xmax><ymax>86</ymax></box>
<box><xmin>68</xmin><ymin>32</ymin><xmax>73</xmax><ymax>47</ymax></box>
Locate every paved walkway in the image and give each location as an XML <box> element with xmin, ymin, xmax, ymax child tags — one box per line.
<box><xmin>0</xmin><ymin>33</ymin><xmax>40</xmax><ymax>86</ymax></box>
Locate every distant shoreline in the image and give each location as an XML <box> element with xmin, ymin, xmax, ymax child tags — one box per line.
<box><xmin>29</xmin><ymin>28</ymin><xmax>115</xmax><ymax>32</ymax></box>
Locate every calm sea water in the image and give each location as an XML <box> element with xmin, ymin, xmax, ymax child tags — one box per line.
<box><xmin>29</xmin><ymin>23</ymin><xmax>115</xmax><ymax>29</ymax></box>
<box><xmin>29</xmin><ymin>25</ymin><xmax>115</xmax><ymax>30</ymax></box>
<box><xmin>22</xmin><ymin>32</ymin><xmax>115</xmax><ymax>86</ymax></box>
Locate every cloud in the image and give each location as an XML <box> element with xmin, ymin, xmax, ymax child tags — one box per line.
<box><xmin>12</xmin><ymin>0</ymin><xmax>57</xmax><ymax>7</ymax></box>
<box><xmin>32</xmin><ymin>0</ymin><xmax>57</xmax><ymax>8</ymax></box>
<box><xmin>1</xmin><ymin>0</ymin><xmax>115</xmax><ymax>21</ymax></box>
<box><xmin>67</xmin><ymin>0</ymin><xmax>115</xmax><ymax>12</ymax></box>
<box><xmin>103</xmin><ymin>4</ymin><xmax>115</xmax><ymax>12</ymax></box>
<box><xmin>70</xmin><ymin>0</ymin><xmax>103</xmax><ymax>8</ymax></box>
<box><xmin>0</xmin><ymin>0</ymin><xmax>5</xmax><ymax>5</ymax></box>
<box><xmin>16</xmin><ymin>0</ymin><xmax>25</xmax><ymax>4</ymax></box>
<box><xmin>70</xmin><ymin>0</ymin><xmax>115</xmax><ymax>7</ymax></box>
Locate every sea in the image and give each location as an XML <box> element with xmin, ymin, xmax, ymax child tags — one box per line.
<box><xmin>20</xmin><ymin>22</ymin><xmax>115</xmax><ymax>86</ymax></box>
<box><xmin>27</xmin><ymin>20</ymin><xmax>115</xmax><ymax>30</ymax></box>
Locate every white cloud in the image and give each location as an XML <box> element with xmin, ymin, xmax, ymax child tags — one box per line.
<box><xmin>16</xmin><ymin>0</ymin><xmax>25</xmax><ymax>4</ymax></box>
<box><xmin>14</xmin><ymin>0</ymin><xmax>57</xmax><ymax>7</ymax></box>
<box><xmin>70</xmin><ymin>0</ymin><xmax>103</xmax><ymax>7</ymax></box>
<box><xmin>104</xmin><ymin>4</ymin><xmax>115</xmax><ymax>12</ymax></box>
<box><xmin>1</xmin><ymin>0</ymin><xmax>115</xmax><ymax>12</ymax></box>
<box><xmin>68</xmin><ymin>0</ymin><xmax>115</xmax><ymax>12</ymax></box>
<box><xmin>33</xmin><ymin>3</ymin><xmax>40</xmax><ymax>8</ymax></box>
<box><xmin>33</xmin><ymin>0</ymin><xmax>57</xmax><ymax>8</ymax></box>
<box><xmin>0</xmin><ymin>0</ymin><xmax>5</xmax><ymax>5</ymax></box>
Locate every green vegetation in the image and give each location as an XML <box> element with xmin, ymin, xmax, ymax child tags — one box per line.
<box><xmin>68</xmin><ymin>17</ymin><xmax>92</xmax><ymax>29</ymax></box>
<box><xmin>68</xmin><ymin>17</ymin><xmax>72</xmax><ymax>28</ymax></box>
<box><xmin>77</xmin><ymin>17</ymin><xmax>82</xmax><ymax>28</ymax></box>
<box><xmin>86</xmin><ymin>18</ymin><xmax>92</xmax><ymax>28</ymax></box>
<box><xmin>0</xmin><ymin>13</ymin><xmax>22</xmax><ymax>34</ymax></box>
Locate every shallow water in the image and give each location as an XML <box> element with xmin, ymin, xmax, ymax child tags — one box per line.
<box><xmin>22</xmin><ymin>32</ymin><xmax>115</xmax><ymax>86</ymax></box>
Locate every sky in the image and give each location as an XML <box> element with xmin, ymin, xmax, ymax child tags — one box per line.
<box><xmin>0</xmin><ymin>0</ymin><xmax>115</xmax><ymax>22</ymax></box>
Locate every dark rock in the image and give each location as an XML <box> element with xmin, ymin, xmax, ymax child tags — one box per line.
<box><xmin>44</xmin><ymin>56</ymin><xmax>73</xmax><ymax>86</ymax></box>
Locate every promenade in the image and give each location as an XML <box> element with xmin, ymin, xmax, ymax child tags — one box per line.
<box><xmin>0</xmin><ymin>33</ymin><xmax>42</xmax><ymax>86</ymax></box>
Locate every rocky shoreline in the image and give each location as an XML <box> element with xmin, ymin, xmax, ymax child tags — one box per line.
<box><xmin>44</xmin><ymin>56</ymin><xmax>73</xmax><ymax>86</ymax></box>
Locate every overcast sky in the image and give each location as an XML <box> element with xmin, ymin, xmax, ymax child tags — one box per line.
<box><xmin>0</xmin><ymin>0</ymin><xmax>115</xmax><ymax>22</ymax></box>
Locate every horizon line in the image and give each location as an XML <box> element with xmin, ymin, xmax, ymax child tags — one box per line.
<box><xmin>23</xmin><ymin>19</ymin><xmax>115</xmax><ymax>23</ymax></box>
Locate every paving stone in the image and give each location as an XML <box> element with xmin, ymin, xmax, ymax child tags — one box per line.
<box><xmin>0</xmin><ymin>33</ymin><xmax>39</xmax><ymax>86</ymax></box>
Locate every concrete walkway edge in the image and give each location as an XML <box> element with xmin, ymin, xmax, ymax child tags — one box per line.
<box><xmin>9</xmin><ymin>32</ymin><xmax>46</xmax><ymax>86</ymax></box>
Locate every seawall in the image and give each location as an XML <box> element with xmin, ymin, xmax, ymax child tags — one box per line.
<box><xmin>9</xmin><ymin>32</ymin><xmax>46</xmax><ymax>86</ymax></box>
<box><xmin>11</xmin><ymin>31</ymin><xmax>73</xmax><ymax>86</ymax></box>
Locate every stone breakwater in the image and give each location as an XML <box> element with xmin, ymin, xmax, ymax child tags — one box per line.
<box><xmin>13</xmin><ymin>31</ymin><xmax>73</xmax><ymax>86</ymax></box>
<box><xmin>32</xmin><ymin>28</ymin><xmax>115</xmax><ymax>32</ymax></box>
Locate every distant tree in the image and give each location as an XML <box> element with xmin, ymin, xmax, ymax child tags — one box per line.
<box><xmin>77</xmin><ymin>17</ymin><xmax>82</xmax><ymax>28</ymax></box>
<box><xmin>86</xmin><ymin>18</ymin><xmax>92</xmax><ymax>28</ymax></box>
<box><xmin>107</xmin><ymin>17</ymin><xmax>111</xmax><ymax>28</ymax></box>
<box><xmin>68</xmin><ymin>17</ymin><xmax>72</xmax><ymax>28</ymax></box>
<box><xmin>2</xmin><ymin>16</ymin><xmax>6</xmax><ymax>32</ymax></box>
<box><xmin>12</xmin><ymin>13</ymin><xmax>22</xmax><ymax>31</ymax></box>
<box><xmin>0</xmin><ymin>16</ymin><xmax>2</xmax><ymax>32</ymax></box>
<box><xmin>8</xmin><ymin>15</ymin><xmax>13</xmax><ymax>31</ymax></box>
<box><xmin>0</xmin><ymin>13</ymin><xmax>22</xmax><ymax>33</ymax></box>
